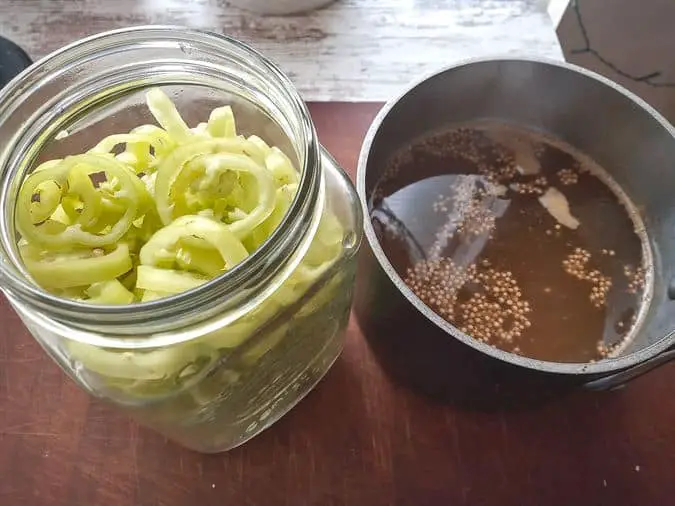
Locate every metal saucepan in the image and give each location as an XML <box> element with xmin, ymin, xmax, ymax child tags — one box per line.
<box><xmin>354</xmin><ymin>57</ymin><xmax>675</xmax><ymax>409</ymax></box>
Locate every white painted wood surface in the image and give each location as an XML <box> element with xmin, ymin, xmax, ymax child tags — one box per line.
<box><xmin>1</xmin><ymin>0</ymin><xmax>563</xmax><ymax>101</ymax></box>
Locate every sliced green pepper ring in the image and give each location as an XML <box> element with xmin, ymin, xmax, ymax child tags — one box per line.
<box><xmin>85</xmin><ymin>279</ymin><xmax>135</xmax><ymax>305</ymax></box>
<box><xmin>20</xmin><ymin>242</ymin><xmax>133</xmax><ymax>289</ymax></box>
<box><xmin>130</xmin><ymin>124</ymin><xmax>176</xmax><ymax>159</ymax></box>
<box><xmin>242</xmin><ymin>135</ymin><xmax>271</xmax><ymax>166</ymax></box>
<box><xmin>175</xmin><ymin>241</ymin><xmax>227</xmax><ymax>277</ymax></box>
<box><xmin>89</xmin><ymin>133</ymin><xmax>172</xmax><ymax>173</ymax></box>
<box><xmin>244</xmin><ymin>183</ymin><xmax>297</xmax><ymax>252</ymax></box>
<box><xmin>136</xmin><ymin>265</ymin><xmax>209</xmax><ymax>294</ymax></box>
<box><xmin>140</xmin><ymin>214</ymin><xmax>248</xmax><ymax>271</ymax></box>
<box><xmin>17</xmin><ymin>154</ymin><xmax>150</xmax><ymax>249</ymax></box>
<box><xmin>65</xmin><ymin>163</ymin><xmax>103</xmax><ymax>228</ymax></box>
<box><xmin>146</xmin><ymin>88</ymin><xmax>192</xmax><ymax>144</ymax></box>
<box><xmin>196</xmin><ymin>153</ymin><xmax>276</xmax><ymax>238</ymax></box>
<box><xmin>90</xmin><ymin>133</ymin><xmax>169</xmax><ymax>153</ymax></box>
<box><xmin>265</xmin><ymin>147</ymin><xmax>299</xmax><ymax>186</ymax></box>
<box><xmin>290</xmin><ymin>261</ymin><xmax>335</xmax><ymax>285</ymax></box>
<box><xmin>20</xmin><ymin>165</ymin><xmax>68</xmax><ymax>225</ymax></box>
<box><xmin>154</xmin><ymin>139</ymin><xmax>248</xmax><ymax>225</ymax></box>
<box><xmin>67</xmin><ymin>339</ymin><xmax>216</xmax><ymax>381</ymax></box>
<box><xmin>92</xmin><ymin>197</ymin><xmax>127</xmax><ymax>231</ymax></box>
<box><xmin>32</xmin><ymin>159</ymin><xmax>63</xmax><ymax>173</ymax></box>
<box><xmin>29</xmin><ymin>179</ymin><xmax>62</xmax><ymax>224</ymax></box>
<box><xmin>206</xmin><ymin>106</ymin><xmax>236</xmax><ymax>138</ymax></box>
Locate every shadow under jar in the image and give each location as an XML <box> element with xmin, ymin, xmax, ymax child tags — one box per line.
<box><xmin>0</xmin><ymin>27</ymin><xmax>362</xmax><ymax>453</ymax></box>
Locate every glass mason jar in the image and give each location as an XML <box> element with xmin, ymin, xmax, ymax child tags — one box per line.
<box><xmin>0</xmin><ymin>27</ymin><xmax>362</xmax><ymax>453</ymax></box>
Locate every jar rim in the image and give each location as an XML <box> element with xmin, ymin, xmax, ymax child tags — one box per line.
<box><xmin>0</xmin><ymin>26</ymin><xmax>323</xmax><ymax>341</ymax></box>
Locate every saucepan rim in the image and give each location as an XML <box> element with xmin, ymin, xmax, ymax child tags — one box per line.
<box><xmin>356</xmin><ymin>55</ymin><xmax>675</xmax><ymax>375</ymax></box>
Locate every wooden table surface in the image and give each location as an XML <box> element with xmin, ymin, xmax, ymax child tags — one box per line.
<box><xmin>0</xmin><ymin>0</ymin><xmax>563</xmax><ymax>101</ymax></box>
<box><xmin>1</xmin><ymin>102</ymin><xmax>675</xmax><ymax>506</ymax></box>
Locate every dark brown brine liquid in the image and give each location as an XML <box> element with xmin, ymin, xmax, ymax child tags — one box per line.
<box><xmin>371</xmin><ymin>122</ymin><xmax>650</xmax><ymax>363</ymax></box>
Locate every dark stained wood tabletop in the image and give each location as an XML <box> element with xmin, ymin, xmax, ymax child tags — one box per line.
<box><xmin>1</xmin><ymin>102</ymin><xmax>675</xmax><ymax>506</ymax></box>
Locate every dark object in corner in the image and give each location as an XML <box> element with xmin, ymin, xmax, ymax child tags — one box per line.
<box><xmin>0</xmin><ymin>34</ymin><xmax>32</xmax><ymax>89</ymax></box>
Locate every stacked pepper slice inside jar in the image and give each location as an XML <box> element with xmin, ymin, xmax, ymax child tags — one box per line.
<box><xmin>14</xmin><ymin>88</ymin><xmax>345</xmax><ymax>392</ymax></box>
<box><xmin>17</xmin><ymin>88</ymin><xmax>342</xmax><ymax>304</ymax></box>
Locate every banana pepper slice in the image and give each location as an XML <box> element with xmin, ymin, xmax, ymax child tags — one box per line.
<box><xmin>154</xmin><ymin>143</ymin><xmax>275</xmax><ymax>239</ymax></box>
<box><xmin>20</xmin><ymin>243</ymin><xmax>133</xmax><ymax>289</ymax></box>
<box><xmin>85</xmin><ymin>279</ymin><xmax>135</xmax><ymax>305</ymax></box>
<box><xmin>90</xmin><ymin>133</ymin><xmax>164</xmax><ymax>172</ymax></box>
<box><xmin>136</xmin><ymin>265</ymin><xmax>208</xmax><ymax>294</ymax></box>
<box><xmin>153</xmin><ymin>139</ymin><xmax>246</xmax><ymax>222</ymax></box>
<box><xmin>16</xmin><ymin>154</ymin><xmax>151</xmax><ymax>249</ymax></box>
<box><xmin>206</xmin><ymin>106</ymin><xmax>237</xmax><ymax>138</ymax></box>
<box><xmin>140</xmin><ymin>215</ymin><xmax>248</xmax><ymax>272</ymax></box>
<box><xmin>146</xmin><ymin>88</ymin><xmax>192</xmax><ymax>144</ymax></box>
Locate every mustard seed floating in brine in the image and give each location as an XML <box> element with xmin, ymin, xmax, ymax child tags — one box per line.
<box><xmin>370</xmin><ymin>121</ymin><xmax>650</xmax><ymax>363</ymax></box>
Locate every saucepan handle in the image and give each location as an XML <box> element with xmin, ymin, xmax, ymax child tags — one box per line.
<box><xmin>584</xmin><ymin>347</ymin><xmax>675</xmax><ymax>391</ymax></box>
